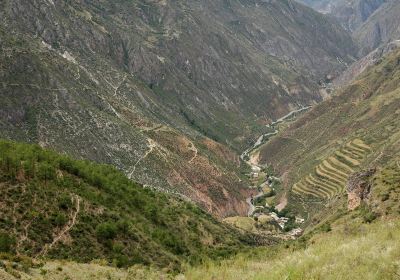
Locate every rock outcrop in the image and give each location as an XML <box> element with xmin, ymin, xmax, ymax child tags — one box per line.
<box><xmin>346</xmin><ymin>169</ymin><xmax>375</xmax><ymax>210</ymax></box>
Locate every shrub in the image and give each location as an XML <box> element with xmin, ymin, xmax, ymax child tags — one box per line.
<box><xmin>96</xmin><ymin>222</ymin><xmax>117</xmax><ymax>240</ymax></box>
<box><xmin>359</xmin><ymin>204</ymin><xmax>378</xmax><ymax>223</ymax></box>
<box><xmin>37</xmin><ymin>162</ymin><xmax>56</xmax><ymax>182</ymax></box>
<box><xmin>58</xmin><ymin>195</ymin><xmax>72</xmax><ymax>210</ymax></box>
<box><xmin>320</xmin><ymin>223</ymin><xmax>331</xmax><ymax>232</ymax></box>
<box><xmin>381</xmin><ymin>193</ymin><xmax>390</xmax><ymax>202</ymax></box>
<box><xmin>0</xmin><ymin>233</ymin><xmax>15</xmax><ymax>253</ymax></box>
<box><xmin>363</xmin><ymin>212</ymin><xmax>377</xmax><ymax>223</ymax></box>
<box><xmin>114</xmin><ymin>254</ymin><xmax>129</xmax><ymax>268</ymax></box>
<box><xmin>54</xmin><ymin>213</ymin><xmax>67</xmax><ymax>226</ymax></box>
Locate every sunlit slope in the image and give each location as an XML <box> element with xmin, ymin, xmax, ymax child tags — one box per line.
<box><xmin>259</xmin><ymin>49</ymin><xmax>400</xmax><ymax>207</ymax></box>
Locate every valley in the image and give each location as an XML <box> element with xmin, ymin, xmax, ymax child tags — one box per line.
<box><xmin>225</xmin><ymin>106</ymin><xmax>312</xmax><ymax>237</ymax></box>
<box><xmin>0</xmin><ymin>0</ymin><xmax>400</xmax><ymax>279</ymax></box>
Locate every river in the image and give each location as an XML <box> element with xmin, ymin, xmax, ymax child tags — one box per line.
<box><xmin>242</xmin><ymin>106</ymin><xmax>312</xmax><ymax>216</ymax></box>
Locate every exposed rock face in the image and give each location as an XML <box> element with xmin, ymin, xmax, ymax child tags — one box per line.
<box><xmin>346</xmin><ymin>169</ymin><xmax>375</xmax><ymax>210</ymax></box>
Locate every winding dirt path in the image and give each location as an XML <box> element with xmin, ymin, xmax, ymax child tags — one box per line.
<box><xmin>37</xmin><ymin>195</ymin><xmax>81</xmax><ymax>258</ymax></box>
<box><xmin>275</xmin><ymin>194</ymin><xmax>288</xmax><ymax>212</ymax></box>
<box><xmin>188</xmin><ymin>142</ymin><xmax>198</xmax><ymax>163</ymax></box>
<box><xmin>129</xmin><ymin>138</ymin><xmax>157</xmax><ymax>177</ymax></box>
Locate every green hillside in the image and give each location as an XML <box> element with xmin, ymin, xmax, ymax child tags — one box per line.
<box><xmin>2</xmin><ymin>159</ymin><xmax>400</xmax><ymax>279</ymax></box>
<box><xmin>0</xmin><ymin>140</ymin><xmax>261</xmax><ymax>272</ymax></box>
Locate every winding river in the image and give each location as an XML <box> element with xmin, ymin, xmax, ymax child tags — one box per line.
<box><xmin>242</xmin><ymin>106</ymin><xmax>312</xmax><ymax>215</ymax></box>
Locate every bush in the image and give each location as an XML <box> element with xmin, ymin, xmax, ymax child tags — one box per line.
<box><xmin>381</xmin><ymin>193</ymin><xmax>390</xmax><ymax>202</ymax></box>
<box><xmin>359</xmin><ymin>204</ymin><xmax>378</xmax><ymax>223</ymax></box>
<box><xmin>58</xmin><ymin>195</ymin><xmax>72</xmax><ymax>210</ymax></box>
<box><xmin>54</xmin><ymin>213</ymin><xmax>67</xmax><ymax>226</ymax></box>
<box><xmin>0</xmin><ymin>233</ymin><xmax>15</xmax><ymax>253</ymax></box>
<box><xmin>96</xmin><ymin>222</ymin><xmax>117</xmax><ymax>240</ymax></box>
<box><xmin>114</xmin><ymin>254</ymin><xmax>129</xmax><ymax>268</ymax></box>
<box><xmin>363</xmin><ymin>212</ymin><xmax>377</xmax><ymax>223</ymax></box>
<box><xmin>37</xmin><ymin>162</ymin><xmax>56</xmax><ymax>182</ymax></box>
<box><xmin>320</xmin><ymin>223</ymin><xmax>331</xmax><ymax>232</ymax></box>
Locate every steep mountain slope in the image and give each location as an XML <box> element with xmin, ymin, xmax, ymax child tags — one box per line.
<box><xmin>257</xmin><ymin>48</ymin><xmax>400</xmax><ymax>218</ymax></box>
<box><xmin>0</xmin><ymin>27</ymin><xmax>249</xmax><ymax>217</ymax></box>
<box><xmin>354</xmin><ymin>1</ymin><xmax>400</xmax><ymax>55</ymax></box>
<box><xmin>0</xmin><ymin>0</ymin><xmax>357</xmax><ymax>216</ymax></box>
<box><xmin>298</xmin><ymin>0</ymin><xmax>387</xmax><ymax>32</ymax></box>
<box><xmin>298</xmin><ymin>0</ymin><xmax>400</xmax><ymax>56</ymax></box>
<box><xmin>334</xmin><ymin>40</ymin><xmax>400</xmax><ymax>86</ymax></box>
<box><xmin>0</xmin><ymin>140</ymin><xmax>262</xmax><ymax>272</ymax></box>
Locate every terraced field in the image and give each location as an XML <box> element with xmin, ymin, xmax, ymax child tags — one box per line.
<box><xmin>292</xmin><ymin>139</ymin><xmax>372</xmax><ymax>199</ymax></box>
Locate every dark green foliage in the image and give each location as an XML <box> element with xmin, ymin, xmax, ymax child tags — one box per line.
<box><xmin>0</xmin><ymin>233</ymin><xmax>15</xmax><ymax>253</ymax></box>
<box><xmin>0</xmin><ymin>139</ymin><xmax>249</xmax><ymax>271</ymax></box>
<box><xmin>96</xmin><ymin>223</ymin><xmax>117</xmax><ymax>241</ymax></box>
<box><xmin>282</xmin><ymin>216</ymin><xmax>296</xmax><ymax>232</ymax></box>
<box><xmin>319</xmin><ymin>223</ymin><xmax>332</xmax><ymax>233</ymax></box>
<box><xmin>54</xmin><ymin>214</ymin><xmax>67</xmax><ymax>227</ymax></box>
<box><xmin>359</xmin><ymin>204</ymin><xmax>378</xmax><ymax>224</ymax></box>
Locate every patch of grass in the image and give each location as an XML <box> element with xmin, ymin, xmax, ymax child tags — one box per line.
<box><xmin>184</xmin><ymin>218</ymin><xmax>400</xmax><ymax>279</ymax></box>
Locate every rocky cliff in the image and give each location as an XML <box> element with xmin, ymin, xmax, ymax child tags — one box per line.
<box><xmin>346</xmin><ymin>169</ymin><xmax>375</xmax><ymax>210</ymax></box>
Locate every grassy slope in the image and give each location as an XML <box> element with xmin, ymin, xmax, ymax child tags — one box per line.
<box><xmin>0</xmin><ymin>140</ymin><xmax>260</xmax><ymax>272</ymax></box>
<box><xmin>2</xmin><ymin>160</ymin><xmax>400</xmax><ymax>279</ymax></box>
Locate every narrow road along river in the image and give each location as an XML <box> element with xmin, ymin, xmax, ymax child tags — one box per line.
<box><xmin>242</xmin><ymin>106</ymin><xmax>311</xmax><ymax>216</ymax></box>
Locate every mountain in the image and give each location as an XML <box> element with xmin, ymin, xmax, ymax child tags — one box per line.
<box><xmin>255</xmin><ymin>47</ymin><xmax>400</xmax><ymax>221</ymax></box>
<box><xmin>354</xmin><ymin>0</ymin><xmax>400</xmax><ymax>55</ymax></box>
<box><xmin>0</xmin><ymin>0</ymin><xmax>357</xmax><ymax>216</ymax></box>
<box><xmin>3</xmin><ymin>143</ymin><xmax>400</xmax><ymax>279</ymax></box>
<box><xmin>334</xmin><ymin>40</ymin><xmax>400</xmax><ymax>86</ymax></box>
<box><xmin>297</xmin><ymin>0</ymin><xmax>400</xmax><ymax>56</ymax></box>
<box><xmin>297</xmin><ymin>0</ymin><xmax>387</xmax><ymax>32</ymax></box>
<box><xmin>0</xmin><ymin>140</ymin><xmax>264</xmax><ymax>272</ymax></box>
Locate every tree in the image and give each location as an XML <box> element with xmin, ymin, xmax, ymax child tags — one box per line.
<box><xmin>96</xmin><ymin>222</ymin><xmax>117</xmax><ymax>241</ymax></box>
<box><xmin>37</xmin><ymin>162</ymin><xmax>56</xmax><ymax>184</ymax></box>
